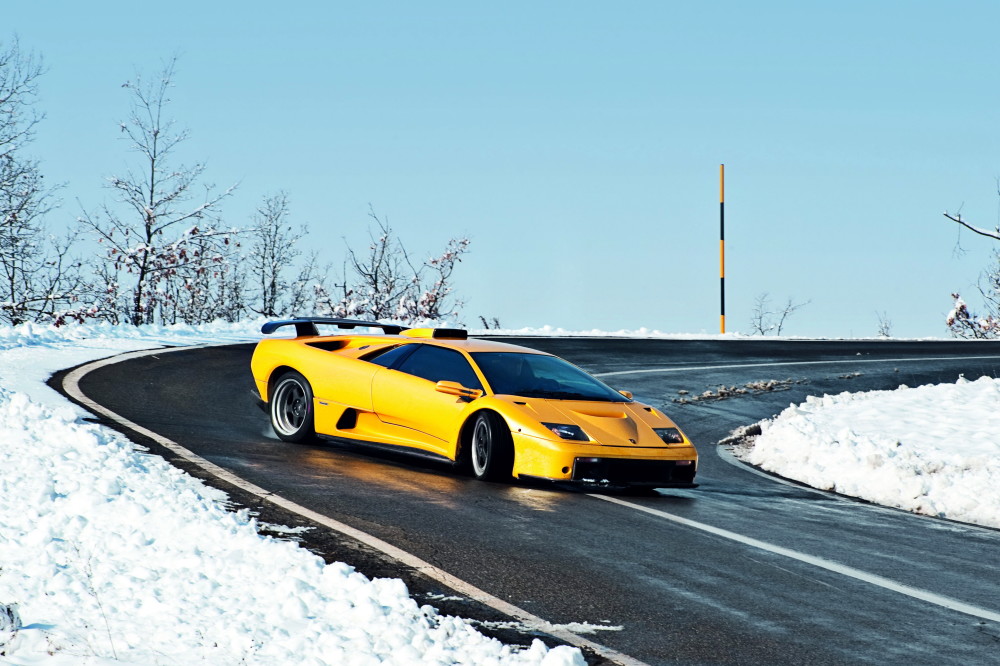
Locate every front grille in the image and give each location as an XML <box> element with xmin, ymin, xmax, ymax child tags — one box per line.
<box><xmin>572</xmin><ymin>458</ymin><xmax>696</xmax><ymax>485</ymax></box>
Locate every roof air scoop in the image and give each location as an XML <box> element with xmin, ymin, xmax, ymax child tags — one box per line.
<box><xmin>400</xmin><ymin>328</ymin><xmax>468</xmax><ymax>340</ymax></box>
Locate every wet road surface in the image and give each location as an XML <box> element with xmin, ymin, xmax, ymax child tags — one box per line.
<box><xmin>62</xmin><ymin>338</ymin><xmax>1000</xmax><ymax>665</ymax></box>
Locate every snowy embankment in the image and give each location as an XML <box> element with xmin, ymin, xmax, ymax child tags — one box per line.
<box><xmin>734</xmin><ymin>377</ymin><xmax>1000</xmax><ymax>529</ymax></box>
<box><xmin>0</xmin><ymin>321</ymin><xmax>583</xmax><ymax>666</ymax></box>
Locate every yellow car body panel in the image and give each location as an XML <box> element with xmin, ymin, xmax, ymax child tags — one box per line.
<box><xmin>370</xmin><ymin>368</ymin><xmax>473</xmax><ymax>457</ymax></box>
<box><xmin>250</xmin><ymin>319</ymin><xmax>698</xmax><ymax>487</ymax></box>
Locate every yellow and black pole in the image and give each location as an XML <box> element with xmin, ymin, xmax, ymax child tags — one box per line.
<box><xmin>719</xmin><ymin>164</ymin><xmax>726</xmax><ymax>334</ymax></box>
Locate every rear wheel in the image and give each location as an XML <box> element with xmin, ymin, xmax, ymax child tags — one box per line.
<box><xmin>270</xmin><ymin>371</ymin><xmax>315</xmax><ymax>443</ymax></box>
<box><xmin>469</xmin><ymin>411</ymin><xmax>514</xmax><ymax>481</ymax></box>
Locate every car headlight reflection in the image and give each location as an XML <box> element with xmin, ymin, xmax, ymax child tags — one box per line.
<box><xmin>542</xmin><ymin>423</ymin><xmax>589</xmax><ymax>441</ymax></box>
<box><xmin>654</xmin><ymin>427</ymin><xmax>685</xmax><ymax>444</ymax></box>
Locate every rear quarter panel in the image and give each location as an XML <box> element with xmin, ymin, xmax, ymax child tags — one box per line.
<box><xmin>251</xmin><ymin>339</ymin><xmax>379</xmax><ymax>412</ymax></box>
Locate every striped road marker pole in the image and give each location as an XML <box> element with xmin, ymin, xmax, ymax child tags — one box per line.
<box><xmin>720</xmin><ymin>163</ymin><xmax>726</xmax><ymax>334</ymax></box>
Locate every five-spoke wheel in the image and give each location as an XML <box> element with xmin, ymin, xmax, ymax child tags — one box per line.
<box><xmin>470</xmin><ymin>411</ymin><xmax>514</xmax><ymax>481</ymax></box>
<box><xmin>270</xmin><ymin>371</ymin><xmax>315</xmax><ymax>443</ymax></box>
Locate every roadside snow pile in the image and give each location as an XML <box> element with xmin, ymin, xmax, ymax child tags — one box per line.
<box><xmin>0</xmin><ymin>322</ymin><xmax>583</xmax><ymax>666</ymax></box>
<box><xmin>0</xmin><ymin>387</ymin><xmax>581</xmax><ymax>665</ymax></box>
<box><xmin>472</xmin><ymin>325</ymin><xmax>713</xmax><ymax>338</ymax></box>
<box><xmin>0</xmin><ymin>320</ymin><xmax>262</xmax><ymax>410</ymax></box>
<box><xmin>735</xmin><ymin>376</ymin><xmax>1000</xmax><ymax>528</ymax></box>
<box><xmin>471</xmin><ymin>325</ymin><xmax>950</xmax><ymax>340</ymax></box>
<box><xmin>0</xmin><ymin>318</ymin><xmax>263</xmax><ymax>351</ymax></box>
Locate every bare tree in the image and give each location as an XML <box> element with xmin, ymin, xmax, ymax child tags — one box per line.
<box><xmin>282</xmin><ymin>250</ymin><xmax>327</xmax><ymax>316</ymax></box>
<box><xmin>247</xmin><ymin>191</ymin><xmax>315</xmax><ymax>317</ymax></box>
<box><xmin>157</xmin><ymin>228</ymin><xmax>245</xmax><ymax>324</ymax></box>
<box><xmin>1</xmin><ymin>152</ymin><xmax>53</xmax><ymax>324</ymax></box>
<box><xmin>947</xmin><ymin>294</ymin><xmax>999</xmax><ymax>339</ymax></box>
<box><xmin>947</xmin><ymin>252</ymin><xmax>1000</xmax><ymax>339</ymax></box>
<box><xmin>396</xmin><ymin>236</ymin><xmax>470</xmax><ymax>321</ymax></box>
<box><xmin>0</xmin><ymin>37</ymin><xmax>44</xmax><ymax>158</ymax></box>
<box><xmin>943</xmin><ymin>193</ymin><xmax>1000</xmax><ymax>338</ymax></box>
<box><xmin>0</xmin><ymin>37</ymin><xmax>90</xmax><ymax>326</ymax></box>
<box><xmin>875</xmin><ymin>311</ymin><xmax>892</xmax><ymax>338</ymax></box>
<box><xmin>749</xmin><ymin>292</ymin><xmax>809</xmax><ymax>335</ymax></box>
<box><xmin>339</xmin><ymin>209</ymin><xmax>415</xmax><ymax>320</ymax></box>
<box><xmin>323</xmin><ymin>207</ymin><xmax>470</xmax><ymax>323</ymax></box>
<box><xmin>78</xmin><ymin>57</ymin><xmax>236</xmax><ymax>325</ymax></box>
<box><xmin>0</xmin><ymin>205</ymin><xmax>90</xmax><ymax>325</ymax></box>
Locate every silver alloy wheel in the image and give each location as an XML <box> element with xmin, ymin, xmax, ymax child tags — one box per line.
<box><xmin>471</xmin><ymin>414</ymin><xmax>492</xmax><ymax>477</ymax></box>
<box><xmin>272</xmin><ymin>375</ymin><xmax>308</xmax><ymax>437</ymax></box>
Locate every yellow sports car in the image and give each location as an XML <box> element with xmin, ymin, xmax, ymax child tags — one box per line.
<box><xmin>250</xmin><ymin>318</ymin><xmax>698</xmax><ymax>488</ymax></box>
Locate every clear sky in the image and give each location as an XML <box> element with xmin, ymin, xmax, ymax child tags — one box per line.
<box><xmin>7</xmin><ymin>1</ymin><xmax>1000</xmax><ymax>337</ymax></box>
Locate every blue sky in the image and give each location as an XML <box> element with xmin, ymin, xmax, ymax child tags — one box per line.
<box><xmin>7</xmin><ymin>1</ymin><xmax>1000</xmax><ymax>336</ymax></box>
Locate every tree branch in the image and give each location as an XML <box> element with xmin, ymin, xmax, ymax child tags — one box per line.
<box><xmin>944</xmin><ymin>212</ymin><xmax>1000</xmax><ymax>241</ymax></box>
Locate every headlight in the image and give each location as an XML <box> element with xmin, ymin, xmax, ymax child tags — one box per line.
<box><xmin>654</xmin><ymin>427</ymin><xmax>685</xmax><ymax>444</ymax></box>
<box><xmin>542</xmin><ymin>423</ymin><xmax>589</xmax><ymax>441</ymax></box>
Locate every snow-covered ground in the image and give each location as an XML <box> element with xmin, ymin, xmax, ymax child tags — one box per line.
<box><xmin>1</xmin><ymin>319</ymin><xmax>998</xmax><ymax>664</ymax></box>
<box><xmin>475</xmin><ymin>325</ymin><xmax>939</xmax><ymax>340</ymax></box>
<box><xmin>0</xmin><ymin>321</ymin><xmax>584</xmax><ymax>665</ymax></box>
<box><xmin>733</xmin><ymin>377</ymin><xmax>1000</xmax><ymax>529</ymax></box>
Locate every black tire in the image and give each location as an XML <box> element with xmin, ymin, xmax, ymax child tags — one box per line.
<box><xmin>469</xmin><ymin>411</ymin><xmax>514</xmax><ymax>481</ymax></box>
<box><xmin>270</xmin><ymin>371</ymin><xmax>316</xmax><ymax>443</ymax></box>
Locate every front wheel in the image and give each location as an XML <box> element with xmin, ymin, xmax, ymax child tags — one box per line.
<box><xmin>469</xmin><ymin>412</ymin><xmax>514</xmax><ymax>481</ymax></box>
<box><xmin>270</xmin><ymin>371</ymin><xmax>316</xmax><ymax>443</ymax></box>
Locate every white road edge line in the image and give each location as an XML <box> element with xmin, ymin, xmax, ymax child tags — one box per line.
<box><xmin>591</xmin><ymin>354</ymin><xmax>1000</xmax><ymax>377</ymax></box>
<box><xmin>62</xmin><ymin>344</ymin><xmax>649</xmax><ymax>666</ymax></box>
<box><xmin>589</xmin><ymin>494</ymin><xmax>1000</xmax><ymax>624</ymax></box>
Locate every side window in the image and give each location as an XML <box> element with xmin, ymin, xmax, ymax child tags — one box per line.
<box><xmin>364</xmin><ymin>344</ymin><xmax>417</xmax><ymax>368</ymax></box>
<box><xmin>395</xmin><ymin>345</ymin><xmax>484</xmax><ymax>391</ymax></box>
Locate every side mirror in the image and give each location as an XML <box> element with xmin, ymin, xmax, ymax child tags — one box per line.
<box><xmin>435</xmin><ymin>380</ymin><xmax>483</xmax><ymax>400</ymax></box>
<box><xmin>618</xmin><ymin>390</ymin><xmax>634</xmax><ymax>400</ymax></box>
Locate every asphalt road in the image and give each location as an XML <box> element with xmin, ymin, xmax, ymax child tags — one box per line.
<box><xmin>61</xmin><ymin>338</ymin><xmax>1000</xmax><ymax>665</ymax></box>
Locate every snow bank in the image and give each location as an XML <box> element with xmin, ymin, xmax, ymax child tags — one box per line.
<box><xmin>470</xmin><ymin>324</ymin><xmax>953</xmax><ymax>340</ymax></box>
<box><xmin>736</xmin><ymin>376</ymin><xmax>1000</xmax><ymax>529</ymax></box>
<box><xmin>471</xmin><ymin>325</ymin><xmax>719</xmax><ymax>338</ymax></box>
<box><xmin>0</xmin><ymin>321</ymin><xmax>583</xmax><ymax>665</ymax></box>
<box><xmin>0</xmin><ymin>318</ymin><xmax>264</xmax><ymax>350</ymax></box>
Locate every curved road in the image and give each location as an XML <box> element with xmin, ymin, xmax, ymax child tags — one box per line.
<box><xmin>58</xmin><ymin>338</ymin><xmax>1000</xmax><ymax>665</ymax></box>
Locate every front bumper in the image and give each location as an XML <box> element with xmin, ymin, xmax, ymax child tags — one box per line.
<box><xmin>511</xmin><ymin>431</ymin><xmax>698</xmax><ymax>487</ymax></box>
<box><xmin>571</xmin><ymin>457</ymin><xmax>697</xmax><ymax>487</ymax></box>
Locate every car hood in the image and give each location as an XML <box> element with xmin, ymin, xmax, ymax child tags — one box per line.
<box><xmin>502</xmin><ymin>397</ymin><xmax>674</xmax><ymax>447</ymax></box>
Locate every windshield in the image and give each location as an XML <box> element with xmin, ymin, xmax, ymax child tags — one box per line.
<box><xmin>471</xmin><ymin>352</ymin><xmax>628</xmax><ymax>403</ymax></box>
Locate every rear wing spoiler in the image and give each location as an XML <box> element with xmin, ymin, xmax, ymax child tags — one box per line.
<box><xmin>260</xmin><ymin>317</ymin><xmax>408</xmax><ymax>337</ymax></box>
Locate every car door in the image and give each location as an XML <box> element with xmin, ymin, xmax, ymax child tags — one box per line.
<box><xmin>370</xmin><ymin>344</ymin><xmax>484</xmax><ymax>456</ymax></box>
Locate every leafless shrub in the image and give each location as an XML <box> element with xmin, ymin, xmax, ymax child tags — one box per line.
<box><xmin>749</xmin><ymin>292</ymin><xmax>809</xmax><ymax>335</ymax></box>
<box><xmin>876</xmin><ymin>311</ymin><xmax>892</xmax><ymax>338</ymax></box>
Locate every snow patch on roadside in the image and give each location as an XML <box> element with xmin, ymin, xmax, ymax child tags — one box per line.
<box><xmin>471</xmin><ymin>621</ymin><xmax>623</xmax><ymax>636</ymax></box>
<box><xmin>734</xmin><ymin>376</ymin><xmax>1000</xmax><ymax>529</ymax></box>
